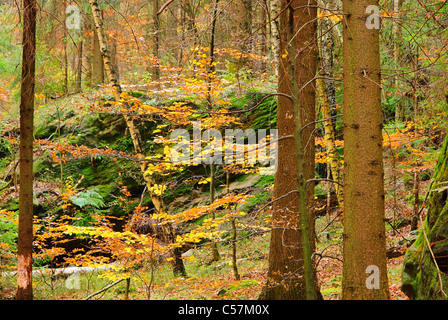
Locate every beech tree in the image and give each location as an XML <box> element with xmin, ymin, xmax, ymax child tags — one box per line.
<box><xmin>88</xmin><ymin>0</ymin><xmax>186</xmax><ymax>277</ymax></box>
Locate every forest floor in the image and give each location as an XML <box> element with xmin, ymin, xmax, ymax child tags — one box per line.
<box><xmin>0</xmin><ymin>214</ymin><xmax>412</xmax><ymax>300</ymax></box>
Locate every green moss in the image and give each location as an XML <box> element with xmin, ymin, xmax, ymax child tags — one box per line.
<box><xmin>401</xmin><ymin>136</ymin><xmax>448</xmax><ymax>299</ymax></box>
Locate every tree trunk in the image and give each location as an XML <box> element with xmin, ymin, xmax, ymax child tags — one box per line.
<box><xmin>92</xmin><ymin>21</ymin><xmax>104</xmax><ymax>86</ymax></box>
<box><xmin>75</xmin><ymin>32</ymin><xmax>83</xmax><ymax>93</ymax></box>
<box><xmin>269</xmin><ymin>0</ymin><xmax>280</xmax><ymax>77</ymax></box>
<box><xmin>207</xmin><ymin>0</ymin><xmax>221</xmax><ymax>262</ymax></box>
<box><xmin>290</xmin><ymin>31</ymin><xmax>317</xmax><ymax>300</ymax></box>
<box><xmin>152</xmin><ymin>0</ymin><xmax>160</xmax><ymax>83</ymax></box>
<box><xmin>410</xmin><ymin>171</ymin><xmax>420</xmax><ymax>231</ymax></box>
<box><xmin>393</xmin><ymin>0</ymin><xmax>403</xmax><ymax>122</ymax></box>
<box><xmin>88</xmin><ymin>0</ymin><xmax>186</xmax><ymax>277</ymax></box>
<box><xmin>316</xmin><ymin>77</ymin><xmax>343</xmax><ymax>208</ymax></box>
<box><xmin>210</xmin><ymin>162</ymin><xmax>220</xmax><ymax>262</ymax></box>
<box><xmin>241</xmin><ymin>0</ymin><xmax>252</xmax><ymax>52</ymax></box>
<box><xmin>317</xmin><ymin>0</ymin><xmax>337</xmax><ymax>118</ymax></box>
<box><xmin>231</xmin><ymin>218</ymin><xmax>240</xmax><ymax>280</ymax></box>
<box><xmin>16</xmin><ymin>0</ymin><xmax>37</xmax><ymax>301</ymax></box>
<box><xmin>64</xmin><ymin>26</ymin><xmax>68</xmax><ymax>95</ymax></box>
<box><xmin>259</xmin><ymin>0</ymin><xmax>319</xmax><ymax>300</ymax></box>
<box><xmin>341</xmin><ymin>0</ymin><xmax>390</xmax><ymax>300</ymax></box>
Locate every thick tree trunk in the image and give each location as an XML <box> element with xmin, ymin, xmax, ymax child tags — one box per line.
<box><xmin>341</xmin><ymin>0</ymin><xmax>390</xmax><ymax>300</ymax></box>
<box><xmin>89</xmin><ymin>0</ymin><xmax>186</xmax><ymax>277</ymax></box>
<box><xmin>16</xmin><ymin>0</ymin><xmax>37</xmax><ymax>301</ymax></box>
<box><xmin>259</xmin><ymin>0</ymin><xmax>319</xmax><ymax>300</ymax></box>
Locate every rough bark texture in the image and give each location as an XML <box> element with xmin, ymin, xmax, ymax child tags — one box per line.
<box><xmin>402</xmin><ymin>136</ymin><xmax>448</xmax><ymax>300</ymax></box>
<box><xmin>17</xmin><ymin>0</ymin><xmax>37</xmax><ymax>300</ymax></box>
<box><xmin>341</xmin><ymin>0</ymin><xmax>390</xmax><ymax>300</ymax></box>
<box><xmin>259</xmin><ymin>0</ymin><xmax>319</xmax><ymax>300</ymax></box>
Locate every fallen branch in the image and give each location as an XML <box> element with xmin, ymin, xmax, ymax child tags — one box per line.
<box><xmin>84</xmin><ymin>278</ymin><xmax>126</xmax><ymax>300</ymax></box>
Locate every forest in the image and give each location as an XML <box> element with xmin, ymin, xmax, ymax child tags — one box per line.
<box><xmin>0</xmin><ymin>0</ymin><xmax>448</xmax><ymax>302</ymax></box>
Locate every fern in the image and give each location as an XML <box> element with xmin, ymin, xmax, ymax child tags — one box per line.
<box><xmin>70</xmin><ymin>190</ymin><xmax>105</xmax><ymax>209</ymax></box>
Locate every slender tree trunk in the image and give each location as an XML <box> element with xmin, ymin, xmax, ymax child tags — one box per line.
<box><xmin>259</xmin><ymin>0</ymin><xmax>319</xmax><ymax>300</ymax></box>
<box><xmin>241</xmin><ymin>0</ymin><xmax>252</xmax><ymax>52</ymax></box>
<box><xmin>16</xmin><ymin>0</ymin><xmax>37</xmax><ymax>300</ymax></box>
<box><xmin>317</xmin><ymin>0</ymin><xmax>337</xmax><ymax>116</ymax></box>
<box><xmin>207</xmin><ymin>0</ymin><xmax>220</xmax><ymax>262</ymax></box>
<box><xmin>341</xmin><ymin>0</ymin><xmax>390</xmax><ymax>300</ymax></box>
<box><xmin>269</xmin><ymin>0</ymin><xmax>280</xmax><ymax>77</ymax></box>
<box><xmin>75</xmin><ymin>32</ymin><xmax>83</xmax><ymax>93</ymax></box>
<box><xmin>183</xmin><ymin>0</ymin><xmax>199</xmax><ymax>46</ymax></box>
<box><xmin>206</xmin><ymin>0</ymin><xmax>219</xmax><ymax>107</ymax></box>
<box><xmin>290</xmin><ymin>37</ymin><xmax>317</xmax><ymax>300</ymax></box>
<box><xmin>152</xmin><ymin>0</ymin><xmax>160</xmax><ymax>83</ymax></box>
<box><xmin>89</xmin><ymin>0</ymin><xmax>186</xmax><ymax>277</ymax></box>
<box><xmin>317</xmin><ymin>0</ymin><xmax>341</xmax><ymax>209</ymax></box>
<box><xmin>64</xmin><ymin>28</ymin><xmax>68</xmax><ymax>95</ymax></box>
<box><xmin>317</xmin><ymin>77</ymin><xmax>343</xmax><ymax>208</ymax></box>
<box><xmin>411</xmin><ymin>171</ymin><xmax>420</xmax><ymax>231</ymax></box>
<box><xmin>209</xmin><ymin>162</ymin><xmax>220</xmax><ymax>261</ymax></box>
<box><xmin>393</xmin><ymin>0</ymin><xmax>402</xmax><ymax>122</ymax></box>
<box><xmin>231</xmin><ymin>217</ymin><xmax>240</xmax><ymax>280</ymax></box>
<box><xmin>251</xmin><ymin>0</ymin><xmax>266</xmax><ymax>73</ymax></box>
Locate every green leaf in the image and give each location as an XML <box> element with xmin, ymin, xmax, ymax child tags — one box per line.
<box><xmin>70</xmin><ymin>190</ymin><xmax>105</xmax><ymax>209</ymax></box>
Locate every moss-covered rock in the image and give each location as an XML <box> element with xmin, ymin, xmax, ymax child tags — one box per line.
<box><xmin>401</xmin><ymin>136</ymin><xmax>448</xmax><ymax>299</ymax></box>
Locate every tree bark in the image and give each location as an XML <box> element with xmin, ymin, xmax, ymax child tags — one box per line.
<box><xmin>152</xmin><ymin>0</ymin><xmax>160</xmax><ymax>83</ymax></box>
<box><xmin>341</xmin><ymin>0</ymin><xmax>390</xmax><ymax>300</ymax></box>
<box><xmin>16</xmin><ymin>0</ymin><xmax>37</xmax><ymax>300</ymax></box>
<box><xmin>207</xmin><ymin>0</ymin><xmax>221</xmax><ymax>263</ymax></box>
<box><xmin>75</xmin><ymin>32</ymin><xmax>83</xmax><ymax>93</ymax></box>
<box><xmin>410</xmin><ymin>171</ymin><xmax>420</xmax><ymax>231</ymax></box>
<box><xmin>92</xmin><ymin>19</ymin><xmax>104</xmax><ymax>86</ymax></box>
<box><xmin>317</xmin><ymin>0</ymin><xmax>337</xmax><ymax>118</ymax></box>
<box><xmin>393</xmin><ymin>0</ymin><xmax>403</xmax><ymax>122</ymax></box>
<box><xmin>259</xmin><ymin>0</ymin><xmax>319</xmax><ymax>300</ymax></box>
<box><xmin>316</xmin><ymin>77</ymin><xmax>343</xmax><ymax>208</ymax></box>
<box><xmin>290</xmin><ymin>33</ymin><xmax>317</xmax><ymax>300</ymax></box>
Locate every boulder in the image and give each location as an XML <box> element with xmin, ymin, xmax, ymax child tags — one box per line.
<box><xmin>401</xmin><ymin>137</ymin><xmax>448</xmax><ymax>299</ymax></box>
